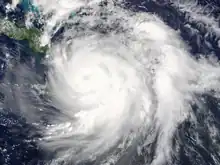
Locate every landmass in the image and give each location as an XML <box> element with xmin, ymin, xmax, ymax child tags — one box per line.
<box><xmin>0</xmin><ymin>0</ymin><xmax>76</xmax><ymax>54</ymax></box>
<box><xmin>0</xmin><ymin>0</ymin><xmax>47</xmax><ymax>53</ymax></box>
<box><xmin>0</xmin><ymin>18</ymin><xmax>48</xmax><ymax>53</ymax></box>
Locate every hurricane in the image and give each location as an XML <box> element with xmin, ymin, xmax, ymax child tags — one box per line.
<box><xmin>2</xmin><ymin>0</ymin><xmax>220</xmax><ymax>165</ymax></box>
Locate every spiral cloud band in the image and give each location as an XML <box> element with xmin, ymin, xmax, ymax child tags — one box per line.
<box><xmin>46</xmin><ymin>32</ymin><xmax>153</xmax><ymax>163</ymax></box>
<box><xmin>42</xmin><ymin>8</ymin><xmax>220</xmax><ymax>164</ymax></box>
<box><xmin>8</xmin><ymin>0</ymin><xmax>220</xmax><ymax>165</ymax></box>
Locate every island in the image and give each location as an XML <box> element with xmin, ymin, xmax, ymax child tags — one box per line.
<box><xmin>0</xmin><ymin>18</ymin><xmax>48</xmax><ymax>53</ymax></box>
<box><xmin>0</xmin><ymin>0</ymin><xmax>77</xmax><ymax>54</ymax></box>
<box><xmin>0</xmin><ymin>0</ymin><xmax>44</xmax><ymax>53</ymax></box>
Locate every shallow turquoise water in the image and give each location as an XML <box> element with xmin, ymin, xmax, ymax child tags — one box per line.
<box><xmin>20</xmin><ymin>0</ymin><xmax>39</xmax><ymax>13</ymax></box>
<box><xmin>20</xmin><ymin>0</ymin><xmax>75</xmax><ymax>18</ymax></box>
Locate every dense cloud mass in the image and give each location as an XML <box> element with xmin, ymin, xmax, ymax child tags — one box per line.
<box><xmin>0</xmin><ymin>0</ymin><xmax>220</xmax><ymax>165</ymax></box>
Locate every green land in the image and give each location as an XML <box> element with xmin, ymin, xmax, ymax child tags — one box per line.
<box><xmin>0</xmin><ymin>18</ymin><xmax>48</xmax><ymax>53</ymax></box>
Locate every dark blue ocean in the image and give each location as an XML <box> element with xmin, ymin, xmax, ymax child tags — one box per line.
<box><xmin>0</xmin><ymin>0</ymin><xmax>220</xmax><ymax>165</ymax></box>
